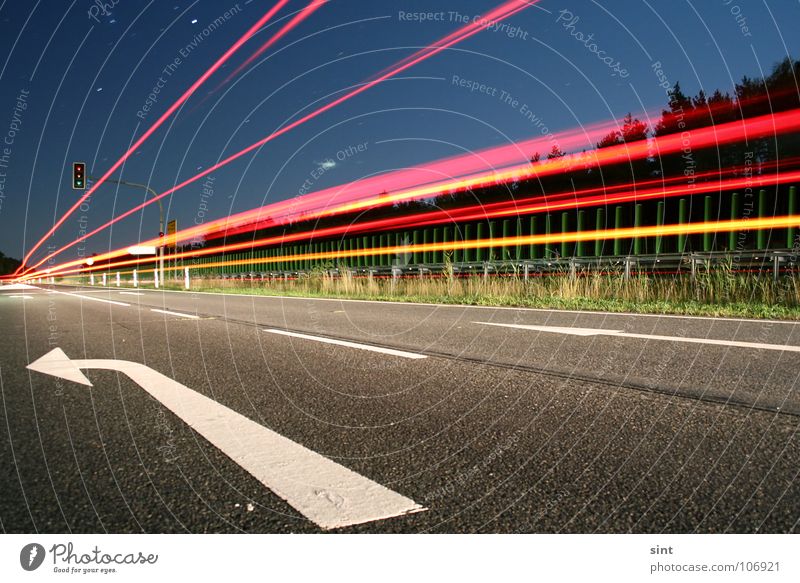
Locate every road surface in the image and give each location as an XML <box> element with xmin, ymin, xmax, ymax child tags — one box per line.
<box><xmin>1</xmin><ymin>282</ymin><xmax>798</xmax><ymax>533</ymax></box>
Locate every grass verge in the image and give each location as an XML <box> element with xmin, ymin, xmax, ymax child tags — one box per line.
<box><xmin>151</xmin><ymin>265</ymin><xmax>800</xmax><ymax>320</ymax></box>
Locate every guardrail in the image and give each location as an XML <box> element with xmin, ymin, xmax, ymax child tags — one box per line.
<box><xmin>198</xmin><ymin>249</ymin><xmax>799</xmax><ymax>283</ymax></box>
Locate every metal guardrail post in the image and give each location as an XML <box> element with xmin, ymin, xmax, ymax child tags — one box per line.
<box><xmin>655</xmin><ymin>201</ymin><xmax>665</xmax><ymax>254</ymax></box>
<box><xmin>788</xmin><ymin>186</ymin><xmax>797</xmax><ymax>248</ymax></box>
<box><xmin>544</xmin><ymin>214</ymin><xmax>552</xmax><ymax>259</ymax></box>
<box><xmin>488</xmin><ymin>221</ymin><xmax>497</xmax><ymax>262</ymax></box>
<box><xmin>678</xmin><ymin>198</ymin><xmax>688</xmax><ymax>254</ymax></box>
<box><xmin>729</xmin><ymin>192</ymin><xmax>739</xmax><ymax>251</ymax></box>
<box><xmin>757</xmin><ymin>189</ymin><xmax>767</xmax><ymax>250</ymax></box>
<box><xmin>634</xmin><ymin>204</ymin><xmax>643</xmax><ymax>255</ymax></box>
<box><xmin>502</xmin><ymin>219</ymin><xmax>510</xmax><ymax>262</ymax></box>
<box><xmin>595</xmin><ymin>207</ymin><xmax>604</xmax><ymax>257</ymax></box>
<box><xmin>464</xmin><ymin>224</ymin><xmax>473</xmax><ymax>262</ymax></box>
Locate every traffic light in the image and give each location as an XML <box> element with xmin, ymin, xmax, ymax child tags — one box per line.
<box><xmin>72</xmin><ymin>162</ymin><xmax>86</xmax><ymax>190</ymax></box>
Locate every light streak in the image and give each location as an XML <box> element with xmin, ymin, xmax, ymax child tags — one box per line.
<box><xmin>220</xmin><ymin>0</ymin><xmax>328</xmax><ymax>88</ymax></box>
<box><xmin>17</xmin><ymin>0</ymin><xmax>292</xmax><ymax>275</ymax></box>
<box><xmin>21</xmin><ymin>0</ymin><xmax>538</xmax><ymax>275</ymax></box>
<box><xmin>62</xmin><ymin>215</ymin><xmax>800</xmax><ymax>279</ymax></box>
<box><xmin>23</xmin><ymin>159</ymin><xmax>800</xmax><ymax>279</ymax></box>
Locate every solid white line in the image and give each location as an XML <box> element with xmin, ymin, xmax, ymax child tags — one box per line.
<box><xmin>150</xmin><ymin>308</ymin><xmax>200</xmax><ymax>319</ymax></box>
<box><xmin>58</xmin><ymin>283</ymin><xmax>799</xmax><ymax>326</ymax></box>
<box><xmin>48</xmin><ymin>289</ymin><xmax>130</xmax><ymax>307</ymax></box>
<box><xmin>264</xmin><ymin>329</ymin><xmax>427</xmax><ymax>359</ymax></box>
<box><xmin>474</xmin><ymin>321</ymin><xmax>800</xmax><ymax>353</ymax></box>
<box><xmin>119</xmin><ymin>291</ymin><xmax>143</xmax><ymax>296</ymax></box>
<box><xmin>30</xmin><ymin>349</ymin><xmax>424</xmax><ymax>529</ymax></box>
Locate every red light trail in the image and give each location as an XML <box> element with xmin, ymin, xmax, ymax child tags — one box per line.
<box><xmin>48</xmin><ymin>215</ymin><xmax>800</xmax><ymax>281</ymax></box>
<box><xmin>16</xmin><ymin>0</ymin><xmax>292</xmax><ymax>276</ymax></box>
<box><xmin>28</xmin><ymin>165</ymin><xmax>800</xmax><ymax>280</ymax></box>
<box><xmin>23</xmin><ymin>103</ymin><xmax>800</xmax><ymax>279</ymax></box>
<box><xmin>219</xmin><ymin>0</ymin><xmax>329</xmax><ymax>89</ymax></box>
<box><xmin>19</xmin><ymin>0</ymin><xmax>539</xmax><ymax>276</ymax></box>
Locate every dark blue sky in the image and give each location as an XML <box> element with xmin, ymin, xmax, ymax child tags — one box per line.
<box><xmin>0</xmin><ymin>0</ymin><xmax>798</xmax><ymax>261</ymax></box>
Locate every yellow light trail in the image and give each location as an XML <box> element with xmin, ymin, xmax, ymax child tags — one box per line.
<box><xmin>50</xmin><ymin>215</ymin><xmax>799</xmax><ymax>279</ymax></box>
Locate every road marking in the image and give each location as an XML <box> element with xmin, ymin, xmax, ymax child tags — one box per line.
<box><xmin>8</xmin><ymin>295</ymin><xmax>33</xmax><ymax>300</ymax></box>
<box><xmin>150</xmin><ymin>308</ymin><xmax>200</xmax><ymax>319</ymax></box>
<box><xmin>264</xmin><ymin>329</ymin><xmax>427</xmax><ymax>359</ymax></box>
<box><xmin>119</xmin><ymin>291</ymin><xmax>143</xmax><ymax>296</ymax></box>
<box><xmin>53</xmin><ymin>283</ymin><xmax>799</xmax><ymax>325</ymax></box>
<box><xmin>474</xmin><ymin>321</ymin><xmax>800</xmax><ymax>353</ymax></box>
<box><xmin>47</xmin><ymin>289</ymin><xmax>130</xmax><ymax>307</ymax></box>
<box><xmin>0</xmin><ymin>283</ymin><xmax>38</xmax><ymax>290</ymax></box>
<box><xmin>27</xmin><ymin>348</ymin><xmax>425</xmax><ymax>529</ymax></box>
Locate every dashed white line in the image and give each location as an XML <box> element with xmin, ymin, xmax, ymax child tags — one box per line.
<box><xmin>47</xmin><ymin>289</ymin><xmax>130</xmax><ymax>307</ymax></box>
<box><xmin>72</xmin><ymin>283</ymin><xmax>799</xmax><ymax>325</ymax></box>
<box><xmin>264</xmin><ymin>329</ymin><xmax>427</xmax><ymax>359</ymax></box>
<box><xmin>119</xmin><ymin>292</ymin><xmax>143</xmax><ymax>296</ymax></box>
<box><xmin>474</xmin><ymin>321</ymin><xmax>800</xmax><ymax>353</ymax></box>
<box><xmin>150</xmin><ymin>308</ymin><xmax>200</xmax><ymax>319</ymax></box>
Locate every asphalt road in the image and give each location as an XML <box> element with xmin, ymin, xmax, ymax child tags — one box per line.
<box><xmin>1</xmin><ymin>282</ymin><xmax>798</xmax><ymax>533</ymax></box>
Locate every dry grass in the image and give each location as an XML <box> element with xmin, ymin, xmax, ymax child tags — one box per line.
<box><xmin>162</xmin><ymin>264</ymin><xmax>800</xmax><ymax>320</ymax></box>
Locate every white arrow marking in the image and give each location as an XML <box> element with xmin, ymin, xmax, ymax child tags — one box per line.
<box><xmin>474</xmin><ymin>322</ymin><xmax>800</xmax><ymax>353</ymax></box>
<box><xmin>27</xmin><ymin>347</ymin><xmax>93</xmax><ymax>386</ymax></box>
<box><xmin>27</xmin><ymin>348</ymin><xmax>425</xmax><ymax>529</ymax></box>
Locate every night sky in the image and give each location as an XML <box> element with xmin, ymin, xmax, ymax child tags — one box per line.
<box><xmin>0</xmin><ymin>0</ymin><xmax>798</xmax><ymax>262</ymax></box>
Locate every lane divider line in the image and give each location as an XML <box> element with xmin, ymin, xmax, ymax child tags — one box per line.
<box><xmin>151</xmin><ymin>308</ymin><xmax>200</xmax><ymax>319</ymax></box>
<box><xmin>47</xmin><ymin>289</ymin><xmax>130</xmax><ymax>307</ymax></box>
<box><xmin>264</xmin><ymin>329</ymin><xmax>427</xmax><ymax>359</ymax></box>
<box><xmin>474</xmin><ymin>321</ymin><xmax>800</xmax><ymax>353</ymax></box>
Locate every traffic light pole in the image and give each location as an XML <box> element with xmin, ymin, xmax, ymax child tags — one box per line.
<box><xmin>88</xmin><ymin>177</ymin><xmax>164</xmax><ymax>285</ymax></box>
